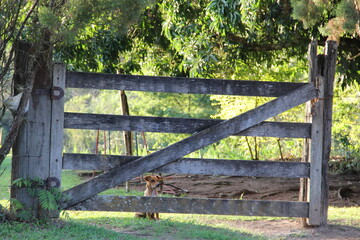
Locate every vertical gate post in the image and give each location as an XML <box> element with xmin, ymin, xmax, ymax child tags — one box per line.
<box><xmin>49</xmin><ymin>63</ymin><xmax>66</xmax><ymax>217</ymax></box>
<box><xmin>11</xmin><ymin>58</ymin><xmax>65</xmax><ymax>218</ymax></box>
<box><xmin>50</xmin><ymin>64</ymin><xmax>65</xmax><ymax>183</ymax></box>
<box><xmin>308</xmin><ymin>70</ymin><xmax>325</xmax><ymax>226</ymax></box>
<box><xmin>306</xmin><ymin>41</ymin><xmax>337</xmax><ymax>226</ymax></box>
<box><xmin>300</xmin><ymin>40</ymin><xmax>317</xmax><ymax>226</ymax></box>
<box><xmin>319</xmin><ymin>41</ymin><xmax>338</xmax><ymax>225</ymax></box>
<box><xmin>12</xmin><ymin>42</ymin><xmax>52</xmax><ymax>217</ymax></box>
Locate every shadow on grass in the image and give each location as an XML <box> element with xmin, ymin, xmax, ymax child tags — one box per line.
<box><xmin>0</xmin><ymin>220</ymin><xmax>141</xmax><ymax>240</ymax></box>
<box><xmin>69</xmin><ymin>213</ymin><xmax>266</xmax><ymax>240</ymax></box>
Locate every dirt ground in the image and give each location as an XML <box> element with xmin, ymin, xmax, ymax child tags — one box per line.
<box><xmin>126</xmin><ymin>172</ymin><xmax>360</xmax><ymax>239</ymax></box>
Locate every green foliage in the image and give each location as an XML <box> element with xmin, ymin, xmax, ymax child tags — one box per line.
<box><xmin>291</xmin><ymin>0</ymin><xmax>328</xmax><ymax>29</ymax></box>
<box><xmin>55</xmin><ymin>0</ymin><xmax>359</xmax><ymax>85</ymax></box>
<box><xmin>330</xmin><ymin>82</ymin><xmax>360</xmax><ymax>173</ymax></box>
<box><xmin>11</xmin><ymin>177</ymin><xmax>70</xmax><ymax>221</ymax></box>
<box><xmin>291</xmin><ymin>0</ymin><xmax>360</xmax><ymax>37</ymax></box>
<box><xmin>335</xmin><ymin>1</ymin><xmax>360</xmax><ymax>33</ymax></box>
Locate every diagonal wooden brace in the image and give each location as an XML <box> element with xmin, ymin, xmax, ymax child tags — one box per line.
<box><xmin>62</xmin><ymin>83</ymin><xmax>317</xmax><ymax>209</ymax></box>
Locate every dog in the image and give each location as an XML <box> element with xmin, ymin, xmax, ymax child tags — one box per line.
<box><xmin>135</xmin><ymin>175</ymin><xmax>163</xmax><ymax>220</ymax></box>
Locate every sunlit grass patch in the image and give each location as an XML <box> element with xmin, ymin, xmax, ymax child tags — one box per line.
<box><xmin>63</xmin><ymin>211</ymin><xmax>265</xmax><ymax>240</ymax></box>
<box><xmin>328</xmin><ymin>206</ymin><xmax>360</xmax><ymax>227</ymax></box>
<box><xmin>0</xmin><ymin>220</ymin><xmax>140</xmax><ymax>240</ymax></box>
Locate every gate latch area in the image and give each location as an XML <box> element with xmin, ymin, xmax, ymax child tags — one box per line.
<box><xmin>46</xmin><ymin>177</ymin><xmax>60</xmax><ymax>188</ymax></box>
<box><xmin>34</xmin><ymin>87</ymin><xmax>64</xmax><ymax>100</ymax></box>
<box><xmin>51</xmin><ymin>86</ymin><xmax>64</xmax><ymax>100</ymax></box>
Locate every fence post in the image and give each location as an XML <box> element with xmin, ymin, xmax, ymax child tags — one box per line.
<box><xmin>11</xmin><ymin>42</ymin><xmax>52</xmax><ymax>218</ymax></box>
<box><xmin>319</xmin><ymin>41</ymin><xmax>338</xmax><ymax>225</ymax></box>
<box><xmin>49</xmin><ymin>63</ymin><xmax>66</xmax><ymax>217</ymax></box>
<box><xmin>300</xmin><ymin>40</ymin><xmax>317</xmax><ymax>226</ymax></box>
<box><xmin>306</xmin><ymin>41</ymin><xmax>337</xmax><ymax>226</ymax></box>
<box><xmin>308</xmin><ymin>69</ymin><xmax>325</xmax><ymax>226</ymax></box>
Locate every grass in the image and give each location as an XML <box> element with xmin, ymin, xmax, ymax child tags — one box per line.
<box><xmin>328</xmin><ymin>206</ymin><xmax>360</xmax><ymax>227</ymax></box>
<box><xmin>65</xmin><ymin>211</ymin><xmax>263</xmax><ymax>240</ymax></box>
<box><xmin>0</xmin><ymin>156</ymin><xmax>11</xmax><ymax>200</ymax></box>
<box><xmin>0</xmin><ymin>205</ymin><xmax>359</xmax><ymax>240</ymax></box>
<box><xmin>1</xmin><ymin>155</ymin><xmax>360</xmax><ymax>239</ymax></box>
<box><xmin>0</xmin><ymin>220</ymin><xmax>140</xmax><ymax>240</ymax></box>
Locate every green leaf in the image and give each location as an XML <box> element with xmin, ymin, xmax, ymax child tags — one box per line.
<box><xmin>38</xmin><ymin>190</ymin><xmax>58</xmax><ymax>211</ymax></box>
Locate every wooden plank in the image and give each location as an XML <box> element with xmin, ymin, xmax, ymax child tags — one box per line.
<box><xmin>50</xmin><ymin>63</ymin><xmax>66</xmax><ymax>185</ymax></box>
<box><xmin>67</xmin><ymin>195</ymin><xmax>309</xmax><ymax>218</ymax></box>
<box><xmin>66</xmin><ymin>71</ymin><xmax>307</xmax><ymax>97</ymax></box>
<box><xmin>308</xmin><ymin>77</ymin><xmax>325</xmax><ymax>226</ymax></box>
<box><xmin>11</xmin><ymin>41</ymin><xmax>53</xmax><ymax>217</ymax></box>
<box><xmin>63</xmin><ymin>153</ymin><xmax>310</xmax><ymax>178</ymax></box>
<box><xmin>300</xmin><ymin>40</ymin><xmax>318</xmax><ymax>226</ymax></box>
<box><xmin>48</xmin><ymin>63</ymin><xmax>66</xmax><ymax>217</ymax></box>
<box><xmin>64</xmin><ymin>113</ymin><xmax>311</xmax><ymax>139</ymax></box>
<box><xmin>318</xmin><ymin>41</ymin><xmax>338</xmax><ymax>226</ymax></box>
<box><xmin>61</xmin><ymin>83</ymin><xmax>317</xmax><ymax>209</ymax></box>
<box><xmin>62</xmin><ymin>153</ymin><xmax>137</xmax><ymax>171</ymax></box>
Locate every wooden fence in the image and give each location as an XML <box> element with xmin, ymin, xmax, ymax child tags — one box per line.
<box><xmin>12</xmin><ymin>40</ymin><xmax>338</xmax><ymax>226</ymax></box>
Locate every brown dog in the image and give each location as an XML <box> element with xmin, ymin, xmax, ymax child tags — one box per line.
<box><xmin>135</xmin><ymin>175</ymin><xmax>163</xmax><ymax>220</ymax></box>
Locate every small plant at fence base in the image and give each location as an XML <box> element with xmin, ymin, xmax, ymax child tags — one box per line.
<box><xmin>9</xmin><ymin>177</ymin><xmax>70</xmax><ymax>222</ymax></box>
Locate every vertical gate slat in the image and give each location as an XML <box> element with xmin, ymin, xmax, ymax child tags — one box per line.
<box><xmin>50</xmin><ymin>63</ymin><xmax>66</xmax><ymax>184</ymax></box>
<box><xmin>319</xmin><ymin>41</ymin><xmax>338</xmax><ymax>226</ymax></box>
<box><xmin>308</xmin><ymin>76</ymin><xmax>325</xmax><ymax>225</ymax></box>
<box><xmin>299</xmin><ymin>41</ymin><xmax>318</xmax><ymax>214</ymax></box>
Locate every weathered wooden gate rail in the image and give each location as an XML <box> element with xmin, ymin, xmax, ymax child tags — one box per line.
<box><xmin>55</xmin><ymin>41</ymin><xmax>337</xmax><ymax>226</ymax></box>
<box><xmin>66</xmin><ymin>71</ymin><xmax>307</xmax><ymax>96</ymax></box>
<box><xmin>64</xmin><ymin>113</ymin><xmax>311</xmax><ymax>138</ymax></box>
<box><xmin>69</xmin><ymin>196</ymin><xmax>309</xmax><ymax>218</ymax></box>
<box><xmin>63</xmin><ymin>153</ymin><xmax>310</xmax><ymax>178</ymax></box>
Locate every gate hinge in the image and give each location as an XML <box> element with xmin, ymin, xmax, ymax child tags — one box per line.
<box><xmin>46</xmin><ymin>177</ymin><xmax>60</xmax><ymax>188</ymax></box>
<box><xmin>34</xmin><ymin>87</ymin><xmax>64</xmax><ymax>100</ymax></box>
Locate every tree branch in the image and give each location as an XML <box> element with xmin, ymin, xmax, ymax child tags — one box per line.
<box><xmin>0</xmin><ymin>0</ymin><xmax>39</xmax><ymax>83</ymax></box>
<box><xmin>0</xmin><ymin>53</ymin><xmax>37</xmax><ymax>166</ymax></box>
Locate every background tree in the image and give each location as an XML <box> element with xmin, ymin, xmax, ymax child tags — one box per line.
<box><xmin>56</xmin><ymin>0</ymin><xmax>359</xmax><ymax>165</ymax></box>
<box><xmin>0</xmin><ymin>0</ymin><xmax>151</xmax><ymax>165</ymax></box>
<box><xmin>291</xmin><ymin>0</ymin><xmax>360</xmax><ymax>86</ymax></box>
<box><xmin>2</xmin><ymin>0</ymin><xmax>359</xmax><ymax>170</ymax></box>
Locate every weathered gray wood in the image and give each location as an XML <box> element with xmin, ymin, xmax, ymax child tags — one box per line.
<box><xmin>308</xmin><ymin>77</ymin><xmax>325</xmax><ymax>226</ymax></box>
<box><xmin>62</xmin><ymin>153</ymin><xmax>310</xmax><ymax>178</ymax></box>
<box><xmin>50</xmin><ymin>63</ymin><xmax>66</xmax><ymax>185</ymax></box>
<box><xmin>48</xmin><ymin>63</ymin><xmax>66</xmax><ymax>218</ymax></box>
<box><xmin>300</xmin><ymin>40</ymin><xmax>318</xmax><ymax>226</ymax></box>
<box><xmin>64</xmin><ymin>113</ymin><xmax>311</xmax><ymax>138</ymax></box>
<box><xmin>62</xmin><ymin>83</ymin><xmax>317</xmax><ymax>209</ymax></box>
<box><xmin>66</xmin><ymin>71</ymin><xmax>307</xmax><ymax>97</ymax></box>
<box><xmin>11</xmin><ymin>41</ymin><xmax>52</xmax><ymax>217</ymax></box>
<box><xmin>318</xmin><ymin>41</ymin><xmax>337</xmax><ymax>226</ymax></box>
<box><xmin>62</xmin><ymin>153</ymin><xmax>137</xmax><ymax>171</ymax></box>
<box><xmin>67</xmin><ymin>195</ymin><xmax>309</xmax><ymax>218</ymax></box>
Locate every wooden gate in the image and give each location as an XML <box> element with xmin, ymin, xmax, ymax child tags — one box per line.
<box><xmin>48</xmin><ymin>41</ymin><xmax>337</xmax><ymax>226</ymax></box>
